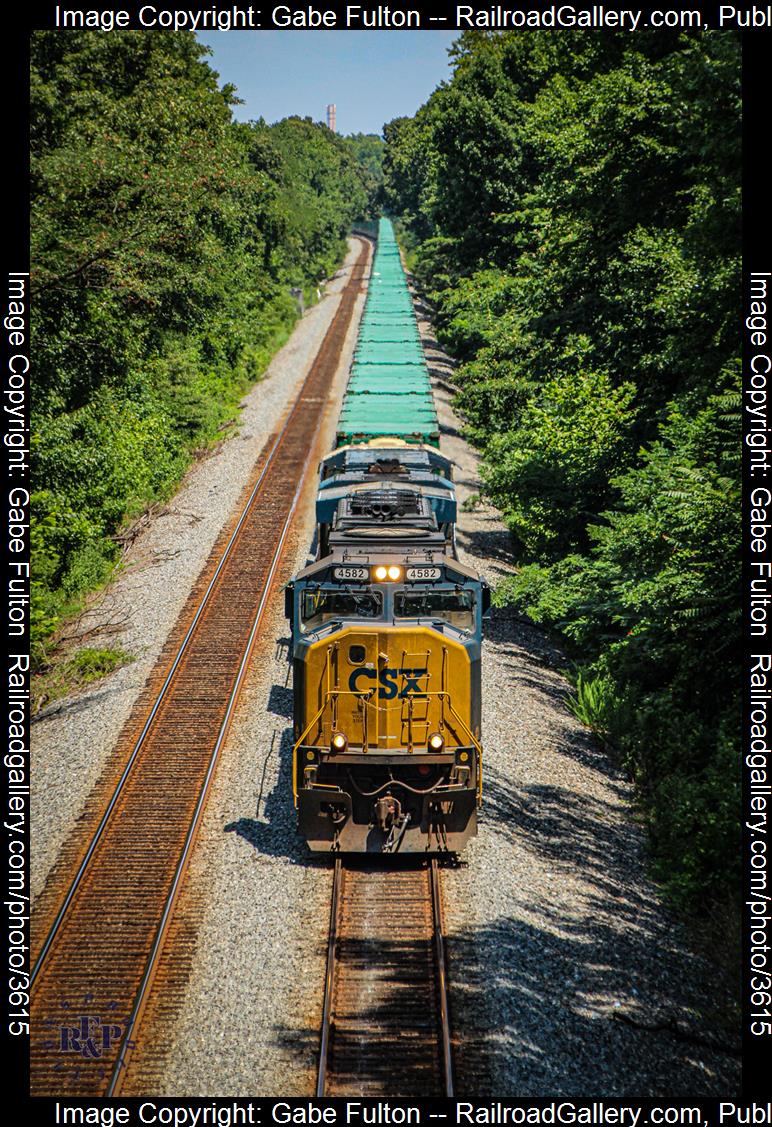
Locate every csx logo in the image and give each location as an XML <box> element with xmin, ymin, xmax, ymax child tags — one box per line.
<box><xmin>348</xmin><ymin>668</ymin><xmax>428</xmax><ymax>699</ymax></box>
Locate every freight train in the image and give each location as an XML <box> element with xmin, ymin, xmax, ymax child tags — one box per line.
<box><xmin>286</xmin><ymin>219</ymin><xmax>488</xmax><ymax>852</ymax></box>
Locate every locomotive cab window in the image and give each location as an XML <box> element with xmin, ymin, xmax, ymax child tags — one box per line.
<box><xmin>300</xmin><ymin>588</ymin><xmax>383</xmax><ymax>634</ymax></box>
<box><xmin>394</xmin><ymin>589</ymin><xmax>475</xmax><ymax>631</ymax></box>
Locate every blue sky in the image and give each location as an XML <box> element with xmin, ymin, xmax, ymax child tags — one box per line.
<box><xmin>196</xmin><ymin>31</ymin><xmax>459</xmax><ymax>136</ymax></box>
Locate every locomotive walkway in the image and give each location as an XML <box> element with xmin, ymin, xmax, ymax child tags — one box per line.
<box><xmin>29</xmin><ymin>242</ymin><xmax>369</xmax><ymax>1096</ymax></box>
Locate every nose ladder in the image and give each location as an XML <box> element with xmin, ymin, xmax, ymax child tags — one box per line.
<box><xmin>310</xmin><ymin>636</ymin><xmax>461</xmax><ymax>753</ymax></box>
<box><xmin>399</xmin><ymin>647</ymin><xmax>432</xmax><ymax>751</ymax></box>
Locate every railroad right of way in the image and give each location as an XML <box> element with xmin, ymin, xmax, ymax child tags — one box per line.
<box><xmin>29</xmin><ymin>242</ymin><xmax>370</xmax><ymax>1098</ymax></box>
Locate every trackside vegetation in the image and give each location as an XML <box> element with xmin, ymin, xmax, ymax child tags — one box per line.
<box><xmin>383</xmin><ymin>29</ymin><xmax>740</xmax><ymax>918</ymax></box>
<box><xmin>31</xmin><ymin>31</ymin><xmax>377</xmax><ymax>665</ymax></box>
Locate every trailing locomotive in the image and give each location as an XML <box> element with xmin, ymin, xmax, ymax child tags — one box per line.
<box><xmin>286</xmin><ymin>219</ymin><xmax>488</xmax><ymax>852</ymax></box>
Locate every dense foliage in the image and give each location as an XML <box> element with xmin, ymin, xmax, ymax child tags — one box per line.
<box><xmin>31</xmin><ymin>31</ymin><xmax>369</xmax><ymax>660</ymax></box>
<box><xmin>383</xmin><ymin>30</ymin><xmax>740</xmax><ymax>915</ymax></box>
<box><xmin>343</xmin><ymin>132</ymin><xmax>385</xmax><ymax>220</ymax></box>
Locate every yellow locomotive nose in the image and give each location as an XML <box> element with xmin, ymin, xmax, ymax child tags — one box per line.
<box><xmin>293</xmin><ymin>618</ymin><xmax>482</xmax><ymax>852</ymax></box>
<box><xmin>298</xmin><ymin>624</ymin><xmax>476</xmax><ymax>755</ymax></box>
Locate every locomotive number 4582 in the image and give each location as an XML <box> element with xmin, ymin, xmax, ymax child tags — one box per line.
<box><xmin>333</xmin><ymin>566</ymin><xmax>369</xmax><ymax>581</ymax></box>
<box><xmin>405</xmin><ymin>566</ymin><xmax>441</xmax><ymax>581</ymax></box>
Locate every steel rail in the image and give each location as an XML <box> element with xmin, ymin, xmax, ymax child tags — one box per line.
<box><xmin>431</xmin><ymin>858</ymin><xmax>454</xmax><ymax>1097</ymax></box>
<box><xmin>316</xmin><ymin>856</ymin><xmax>343</xmax><ymax>1097</ymax></box>
<box><xmin>29</xmin><ymin>242</ymin><xmax>368</xmax><ymax>1096</ymax></box>
<box><xmin>316</xmin><ymin>859</ymin><xmax>455</xmax><ymax>1097</ymax></box>
<box><xmin>108</xmin><ymin>454</ymin><xmax>319</xmax><ymax>1094</ymax></box>
<box><xmin>31</xmin><ymin>380</ymin><xmax>319</xmax><ymax>988</ymax></box>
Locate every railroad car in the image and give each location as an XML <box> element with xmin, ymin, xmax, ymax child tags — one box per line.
<box><xmin>286</xmin><ymin>218</ymin><xmax>488</xmax><ymax>853</ymax></box>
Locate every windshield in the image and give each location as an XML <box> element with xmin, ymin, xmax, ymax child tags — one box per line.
<box><xmin>300</xmin><ymin>588</ymin><xmax>383</xmax><ymax>634</ymax></box>
<box><xmin>394</xmin><ymin>589</ymin><xmax>475</xmax><ymax>631</ymax></box>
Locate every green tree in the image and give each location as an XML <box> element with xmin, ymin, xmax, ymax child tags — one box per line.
<box><xmin>31</xmin><ymin>32</ymin><xmax>370</xmax><ymax>662</ymax></box>
<box><xmin>383</xmin><ymin>28</ymin><xmax>741</xmax><ymax>916</ymax></box>
<box><xmin>343</xmin><ymin>132</ymin><xmax>385</xmax><ymax>219</ymax></box>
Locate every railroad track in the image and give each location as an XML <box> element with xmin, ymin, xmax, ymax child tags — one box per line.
<box><xmin>317</xmin><ymin>858</ymin><xmax>454</xmax><ymax>1098</ymax></box>
<box><xmin>29</xmin><ymin>243</ymin><xmax>369</xmax><ymax>1097</ymax></box>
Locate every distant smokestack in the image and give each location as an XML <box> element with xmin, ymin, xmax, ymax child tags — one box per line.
<box><xmin>326</xmin><ymin>103</ymin><xmax>337</xmax><ymax>133</ymax></box>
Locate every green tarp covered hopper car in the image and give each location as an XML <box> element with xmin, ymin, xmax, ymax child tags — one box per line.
<box><xmin>337</xmin><ymin>218</ymin><xmax>439</xmax><ymax>448</ymax></box>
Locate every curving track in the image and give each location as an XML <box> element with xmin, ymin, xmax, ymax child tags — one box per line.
<box><xmin>29</xmin><ymin>244</ymin><xmax>368</xmax><ymax>1096</ymax></box>
<box><xmin>317</xmin><ymin>858</ymin><xmax>454</xmax><ymax>1098</ymax></box>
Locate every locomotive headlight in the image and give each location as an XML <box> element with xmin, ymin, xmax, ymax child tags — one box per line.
<box><xmin>387</xmin><ymin>565</ymin><xmax>402</xmax><ymax>581</ymax></box>
<box><xmin>330</xmin><ymin>731</ymin><xmax>348</xmax><ymax>753</ymax></box>
<box><xmin>373</xmin><ymin>565</ymin><xmax>388</xmax><ymax>581</ymax></box>
<box><xmin>428</xmin><ymin>732</ymin><xmax>445</xmax><ymax>752</ymax></box>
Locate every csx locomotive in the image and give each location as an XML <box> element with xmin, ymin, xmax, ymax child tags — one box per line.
<box><xmin>285</xmin><ymin>219</ymin><xmax>488</xmax><ymax>852</ymax></box>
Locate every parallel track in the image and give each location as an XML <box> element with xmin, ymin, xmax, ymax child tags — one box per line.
<box><xmin>30</xmin><ymin>244</ymin><xmax>368</xmax><ymax>1096</ymax></box>
<box><xmin>317</xmin><ymin>858</ymin><xmax>454</xmax><ymax>1098</ymax></box>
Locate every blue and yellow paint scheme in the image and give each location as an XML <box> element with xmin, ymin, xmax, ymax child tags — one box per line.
<box><xmin>287</xmin><ymin>550</ymin><xmax>488</xmax><ymax>852</ymax></box>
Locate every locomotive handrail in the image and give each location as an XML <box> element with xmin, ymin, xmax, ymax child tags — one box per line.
<box><xmin>438</xmin><ymin>694</ymin><xmax>483</xmax><ymax>756</ymax></box>
<box><xmin>293</xmin><ymin>701</ymin><xmax>331</xmax><ymax>802</ymax></box>
<box><xmin>441</xmin><ymin>695</ymin><xmax>484</xmax><ymax>803</ymax></box>
<box><xmin>292</xmin><ymin>684</ymin><xmax>483</xmax><ymax>802</ymax></box>
<box><xmin>292</xmin><ymin>687</ymin><xmax>377</xmax><ymax>802</ymax></box>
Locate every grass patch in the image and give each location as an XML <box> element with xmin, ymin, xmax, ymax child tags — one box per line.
<box><xmin>33</xmin><ymin>646</ymin><xmax>134</xmax><ymax>714</ymax></box>
<box><xmin>70</xmin><ymin>647</ymin><xmax>129</xmax><ymax>680</ymax></box>
<box><xmin>461</xmin><ymin>493</ymin><xmax>483</xmax><ymax>512</ymax></box>
<box><xmin>564</xmin><ymin>670</ymin><xmax>617</xmax><ymax>741</ymax></box>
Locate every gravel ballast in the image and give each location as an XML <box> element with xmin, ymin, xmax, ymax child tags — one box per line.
<box><xmin>31</xmin><ymin>241</ymin><xmax>364</xmax><ymax>905</ymax></box>
<box><xmin>114</xmin><ymin>247</ymin><xmax>369</xmax><ymax>1096</ymax></box>
<box><xmin>418</xmin><ymin>307</ymin><xmax>740</xmax><ymax>1098</ymax></box>
<box><xmin>32</xmin><ymin>239</ymin><xmax>739</xmax><ymax>1097</ymax></box>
